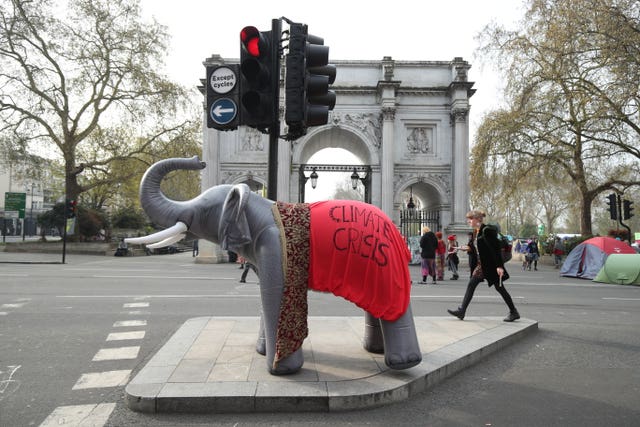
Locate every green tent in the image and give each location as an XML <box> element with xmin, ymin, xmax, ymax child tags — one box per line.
<box><xmin>593</xmin><ymin>254</ymin><xmax>640</xmax><ymax>285</ymax></box>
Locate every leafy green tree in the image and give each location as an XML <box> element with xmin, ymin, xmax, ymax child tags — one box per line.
<box><xmin>37</xmin><ymin>202</ymin><xmax>66</xmax><ymax>237</ymax></box>
<box><xmin>0</xmin><ymin>0</ymin><xmax>197</xmax><ymax>205</ymax></box>
<box><xmin>111</xmin><ymin>207</ymin><xmax>146</xmax><ymax>230</ymax></box>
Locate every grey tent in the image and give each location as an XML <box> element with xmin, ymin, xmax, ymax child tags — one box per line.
<box><xmin>560</xmin><ymin>236</ymin><xmax>636</xmax><ymax>280</ymax></box>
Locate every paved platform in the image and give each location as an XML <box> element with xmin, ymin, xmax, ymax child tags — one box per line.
<box><xmin>125</xmin><ymin>316</ymin><xmax>537</xmax><ymax>413</ymax></box>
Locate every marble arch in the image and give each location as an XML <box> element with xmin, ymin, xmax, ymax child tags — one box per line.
<box><xmin>197</xmin><ymin>55</ymin><xmax>474</xmax><ymax>263</ymax></box>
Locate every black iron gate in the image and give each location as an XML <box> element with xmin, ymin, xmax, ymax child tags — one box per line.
<box><xmin>400</xmin><ymin>209</ymin><xmax>441</xmax><ymax>264</ymax></box>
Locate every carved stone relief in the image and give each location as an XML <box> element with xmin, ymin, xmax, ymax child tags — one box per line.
<box><xmin>330</xmin><ymin>112</ymin><xmax>382</xmax><ymax>149</ymax></box>
<box><xmin>451</xmin><ymin>109</ymin><xmax>468</xmax><ymax>124</ymax></box>
<box><xmin>240</xmin><ymin>127</ymin><xmax>265</xmax><ymax>152</ymax></box>
<box><xmin>406</xmin><ymin>127</ymin><xmax>433</xmax><ymax>154</ymax></box>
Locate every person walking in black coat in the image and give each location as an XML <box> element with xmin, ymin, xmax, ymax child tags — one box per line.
<box><xmin>447</xmin><ymin>210</ymin><xmax>520</xmax><ymax>322</ymax></box>
<box><xmin>420</xmin><ymin>226</ymin><xmax>438</xmax><ymax>284</ymax></box>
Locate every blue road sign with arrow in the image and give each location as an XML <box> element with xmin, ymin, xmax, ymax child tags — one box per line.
<box><xmin>210</xmin><ymin>98</ymin><xmax>237</xmax><ymax>125</ymax></box>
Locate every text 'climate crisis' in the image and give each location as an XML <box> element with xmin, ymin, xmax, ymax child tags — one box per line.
<box><xmin>328</xmin><ymin>205</ymin><xmax>394</xmax><ymax>266</ymax></box>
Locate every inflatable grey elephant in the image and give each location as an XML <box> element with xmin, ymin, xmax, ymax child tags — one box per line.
<box><xmin>126</xmin><ymin>156</ymin><xmax>422</xmax><ymax>375</ymax></box>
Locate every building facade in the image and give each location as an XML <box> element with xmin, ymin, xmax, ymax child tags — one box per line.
<box><xmin>197</xmin><ymin>55</ymin><xmax>474</xmax><ymax>262</ymax></box>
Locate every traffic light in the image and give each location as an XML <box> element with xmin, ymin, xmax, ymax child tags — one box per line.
<box><xmin>622</xmin><ymin>199</ymin><xmax>634</xmax><ymax>220</ymax></box>
<box><xmin>66</xmin><ymin>199</ymin><xmax>77</xmax><ymax>219</ymax></box>
<box><xmin>239</xmin><ymin>26</ymin><xmax>276</xmax><ymax>130</ymax></box>
<box><xmin>606</xmin><ymin>193</ymin><xmax>617</xmax><ymax>220</ymax></box>
<box><xmin>285</xmin><ymin>23</ymin><xmax>336</xmax><ymax>140</ymax></box>
<box><xmin>206</xmin><ymin>64</ymin><xmax>241</xmax><ymax>130</ymax></box>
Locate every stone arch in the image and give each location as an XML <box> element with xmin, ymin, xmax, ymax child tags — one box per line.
<box><xmin>291</xmin><ymin>124</ymin><xmax>379</xmax><ymax>166</ymax></box>
<box><xmin>224</xmin><ymin>171</ymin><xmax>267</xmax><ymax>191</ymax></box>
<box><xmin>394</xmin><ymin>176</ymin><xmax>449</xmax><ymax>209</ymax></box>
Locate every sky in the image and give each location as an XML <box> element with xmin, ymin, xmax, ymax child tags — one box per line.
<box><xmin>138</xmin><ymin>0</ymin><xmax>526</xmax><ymax>200</ymax></box>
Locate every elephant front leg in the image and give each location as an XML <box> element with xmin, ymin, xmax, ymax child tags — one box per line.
<box><xmin>255</xmin><ymin>230</ymin><xmax>304</xmax><ymax>375</ymax></box>
<box><xmin>380</xmin><ymin>304</ymin><xmax>422</xmax><ymax>370</ymax></box>
<box><xmin>256</xmin><ymin>310</ymin><xmax>266</xmax><ymax>355</ymax></box>
<box><xmin>259</xmin><ymin>285</ymin><xmax>304</xmax><ymax>374</ymax></box>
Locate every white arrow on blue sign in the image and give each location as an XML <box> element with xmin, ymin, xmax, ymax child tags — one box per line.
<box><xmin>210</xmin><ymin>98</ymin><xmax>237</xmax><ymax>125</ymax></box>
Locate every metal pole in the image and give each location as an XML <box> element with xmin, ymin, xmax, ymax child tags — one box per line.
<box><xmin>617</xmin><ymin>194</ymin><xmax>632</xmax><ymax>245</ymax></box>
<box><xmin>62</xmin><ymin>218</ymin><xmax>67</xmax><ymax>264</ymax></box>
<box><xmin>266</xmin><ymin>18</ymin><xmax>281</xmax><ymax>201</ymax></box>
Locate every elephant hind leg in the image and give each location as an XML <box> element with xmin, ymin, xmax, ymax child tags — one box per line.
<box><xmin>363</xmin><ymin>311</ymin><xmax>385</xmax><ymax>354</ymax></box>
<box><xmin>380</xmin><ymin>304</ymin><xmax>422</xmax><ymax>370</ymax></box>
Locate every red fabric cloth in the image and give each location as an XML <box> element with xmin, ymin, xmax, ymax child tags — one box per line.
<box><xmin>307</xmin><ymin>201</ymin><xmax>412</xmax><ymax>321</ymax></box>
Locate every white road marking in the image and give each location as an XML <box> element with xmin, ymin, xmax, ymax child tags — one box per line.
<box><xmin>0</xmin><ymin>365</ymin><xmax>21</xmax><ymax>394</ymax></box>
<box><xmin>72</xmin><ymin>370</ymin><xmax>131</xmax><ymax>390</ymax></box>
<box><xmin>106</xmin><ymin>331</ymin><xmax>145</xmax><ymax>341</ymax></box>
<box><xmin>123</xmin><ymin>302</ymin><xmax>149</xmax><ymax>308</ymax></box>
<box><xmin>113</xmin><ymin>320</ymin><xmax>147</xmax><ymax>327</ymax></box>
<box><xmin>602</xmin><ymin>297</ymin><xmax>640</xmax><ymax>301</ymax></box>
<box><xmin>92</xmin><ymin>346</ymin><xmax>140</xmax><ymax>361</ymax></box>
<box><xmin>0</xmin><ymin>312</ymin><xmax>7</xmax><ymax>316</ymax></box>
<box><xmin>1</xmin><ymin>303</ymin><xmax>25</xmax><ymax>308</ymax></box>
<box><xmin>39</xmin><ymin>403</ymin><xmax>115</xmax><ymax>427</ymax></box>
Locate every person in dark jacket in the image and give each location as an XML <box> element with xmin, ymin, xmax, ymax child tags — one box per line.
<box><xmin>419</xmin><ymin>226</ymin><xmax>438</xmax><ymax>284</ymax></box>
<box><xmin>447</xmin><ymin>210</ymin><xmax>520</xmax><ymax>322</ymax></box>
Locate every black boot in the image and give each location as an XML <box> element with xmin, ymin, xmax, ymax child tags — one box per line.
<box><xmin>447</xmin><ymin>308</ymin><xmax>465</xmax><ymax>320</ymax></box>
<box><xmin>504</xmin><ymin>310</ymin><xmax>520</xmax><ymax>322</ymax></box>
<box><xmin>422</xmin><ymin>275</ymin><xmax>426</xmax><ymax>283</ymax></box>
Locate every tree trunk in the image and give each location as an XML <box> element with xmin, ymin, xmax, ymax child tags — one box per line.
<box><xmin>580</xmin><ymin>193</ymin><xmax>593</xmax><ymax>236</ymax></box>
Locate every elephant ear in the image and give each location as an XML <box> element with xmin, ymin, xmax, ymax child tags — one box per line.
<box><xmin>219</xmin><ymin>184</ymin><xmax>252</xmax><ymax>250</ymax></box>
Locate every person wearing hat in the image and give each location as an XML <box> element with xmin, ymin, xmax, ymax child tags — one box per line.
<box><xmin>446</xmin><ymin>234</ymin><xmax>460</xmax><ymax>280</ymax></box>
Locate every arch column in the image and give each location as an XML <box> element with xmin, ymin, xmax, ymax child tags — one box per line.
<box><xmin>448</xmin><ymin>108</ymin><xmax>471</xmax><ymax>234</ymax></box>
<box><xmin>378</xmin><ymin>80</ymin><xmax>399</xmax><ymax>217</ymax></box>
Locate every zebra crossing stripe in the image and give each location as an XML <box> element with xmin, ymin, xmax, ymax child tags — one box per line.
<box><xmin>1</xmin><ymin>303</ymin><xmax>25</xmax><ymax>308</ymax></box>
<box><xmin>123</xmin><ymin>302</ymin><xmax>149</xmax><ymax>308</ymax></box>
<box><xmin>113</xmin><ymin>320</ymin><xmax>146</xmax><ymax>327</ymax></box>
<box><xmin>106</xmin><ymin>331</ymin><xmax>145</xmax><ymax>341</ymax></box>
<box><xmin>72</xmin><ymin>370</ymin><xmax>131</xmax><ymax>390</ymax></box>
<box><xmin>39</xmin><ymin>403</ymin><xmax>115</xmax><ymax>427</ymax></box>
<box><xmin>92</xmin><ymin>346</ymin><xmax>140</xmax><ymax>361</ymax></box>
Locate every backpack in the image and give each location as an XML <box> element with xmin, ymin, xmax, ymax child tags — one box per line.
<box><xmin>483</xmin><ymin>224</ymin><xmax>512</xmax><ymax>263</ymax></box>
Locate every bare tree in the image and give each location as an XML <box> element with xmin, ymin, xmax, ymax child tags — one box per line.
<box><xmin>473</xmin><ymin>0</ymin><xmax>640</xmax><ymax>235</ymax></box>
<box><xmin>0</xmin><ymin>0</ymin><xmax>197</xmax><ymax>203</ymax></box>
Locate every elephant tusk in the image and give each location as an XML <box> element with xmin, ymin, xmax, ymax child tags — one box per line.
<box><xmin>146</xmin><ymin>233</ymin><xmax>186</xmax><ymax>249</ymax></box>
<box><xmin>125</xmin><ymin>222</ymin><xmax>188</xmax><ymax>245</ymax></box>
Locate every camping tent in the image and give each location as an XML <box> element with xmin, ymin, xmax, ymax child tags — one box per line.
<box><xmin>560</xmin><ymin>236</ymin><xmax>636</xmax><ymax>280</ymax></box>
<box><xmin>593</xmin><ymin>254</ymin><xmax>640</xmax><ymax>285</ymax></box>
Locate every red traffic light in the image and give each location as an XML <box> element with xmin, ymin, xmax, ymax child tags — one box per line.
<box><xmin>241</xmin><ymin>26</ymin><xmax>262</xmax><ymax>57</ymax></box>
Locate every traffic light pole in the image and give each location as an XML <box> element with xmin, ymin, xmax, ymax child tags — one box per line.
<box><xmin>617</xmin><ymin>194</ymin><xmax>632</xmax><ymax>245</ymax></box>
<box><xmin>267</xmin><ymin>18</ymin><xmax>281</xmax><ymax>201</ymax></box>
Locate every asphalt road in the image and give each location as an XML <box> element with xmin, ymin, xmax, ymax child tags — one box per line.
<box><xmin>1</xmin><ymin>252</ymin><xmax>639</xmax><ymax>426</ymax></box>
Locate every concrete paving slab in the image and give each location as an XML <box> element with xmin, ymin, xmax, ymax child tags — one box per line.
<box><xmin>125</xmin><ymin>316</ymin><xmax>537</xmax><ymax>413</ymax></box>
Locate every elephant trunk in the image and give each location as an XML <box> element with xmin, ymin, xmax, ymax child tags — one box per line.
<box><xmin>139</xmin><ymin>156</ymin><xmax>206</xmax><ymax>228</ymax></box>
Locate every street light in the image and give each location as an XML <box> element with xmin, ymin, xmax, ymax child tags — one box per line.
<box><xmin>350</xmin><ymin>168</ymin><xmax>360</xmax><ymax>190</ymax></box>
<box><xmin>407</xmin><ymin>187</ymin><xmax>416</xmax><ymax>210</ymax></box>
<box><xmin>309</xmin><ymin>168</ymin><xmax>318</xmax><ymax>189</ymax></box>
